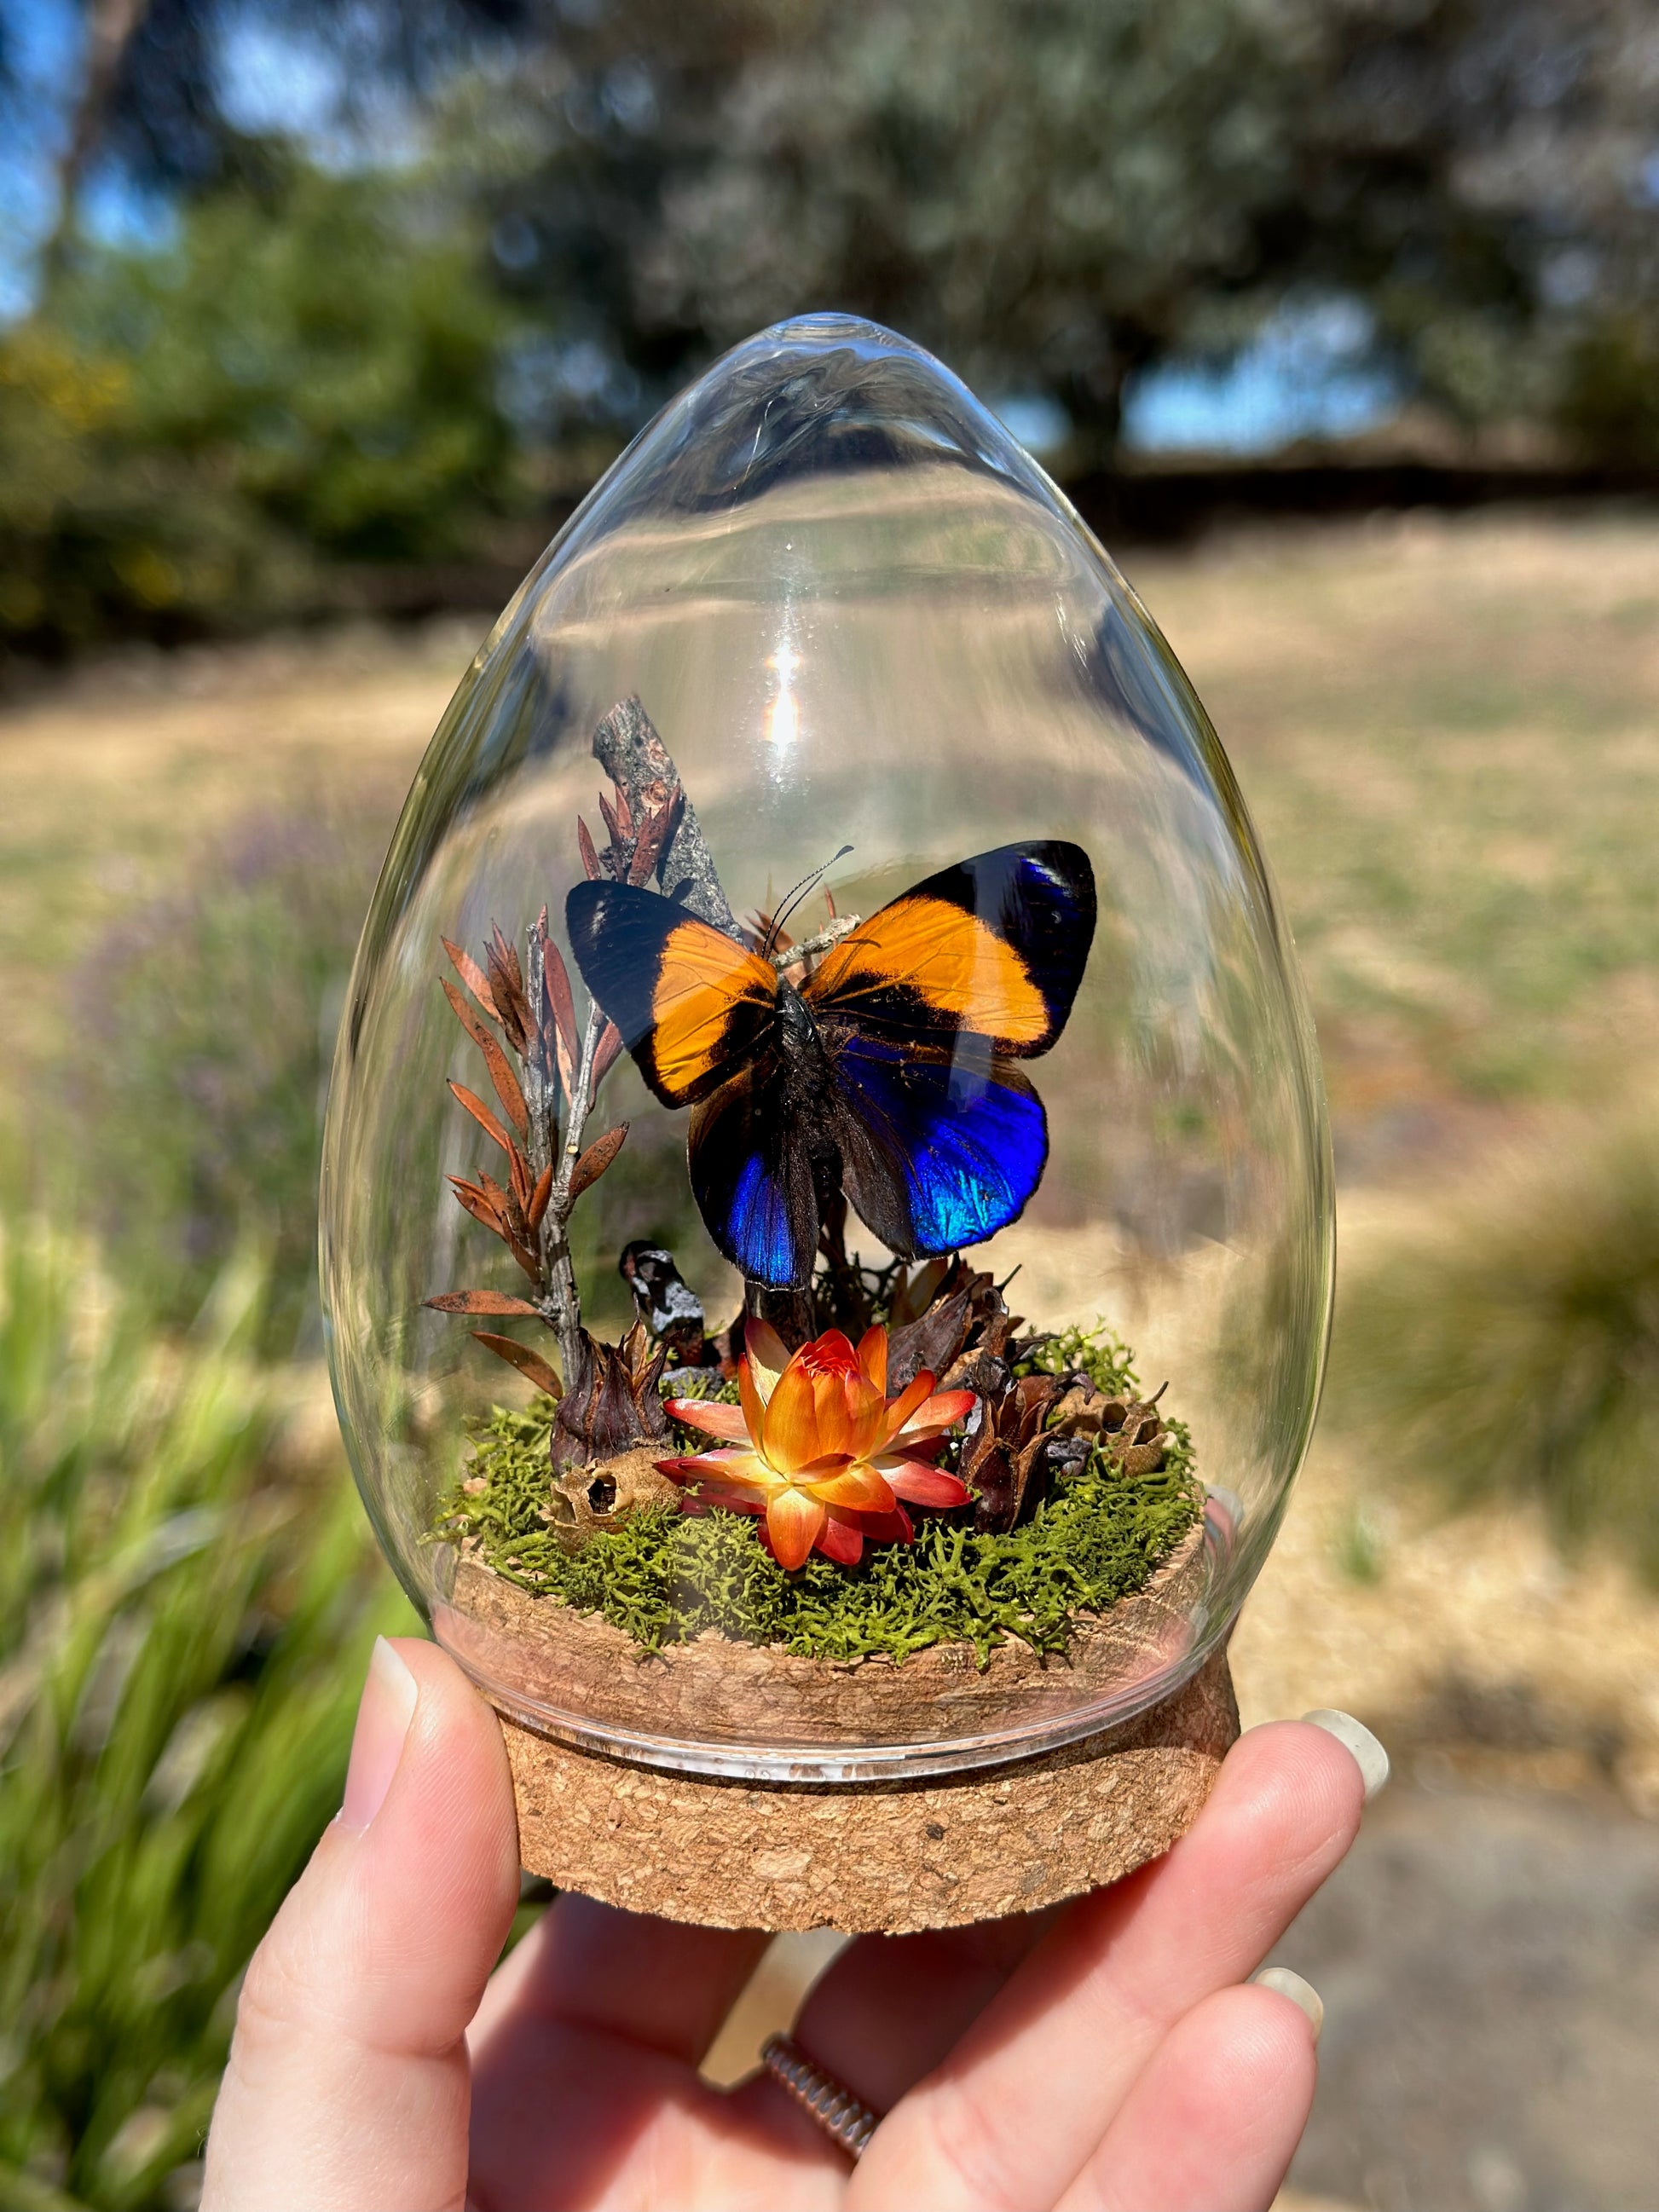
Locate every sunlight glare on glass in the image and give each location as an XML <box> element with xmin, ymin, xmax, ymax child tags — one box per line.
<box><xmin>766</xmin><ymin>643</ymin><xmax>801</xmax><ymax>749</ymax></box>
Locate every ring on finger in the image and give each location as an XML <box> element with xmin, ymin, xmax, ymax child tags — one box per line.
<box><xmin>761</xmin><ymin>2032</ymin><xmax>880</xmax><ymax>2160</ymax></box>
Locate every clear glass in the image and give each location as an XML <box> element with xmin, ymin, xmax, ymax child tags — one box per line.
<box><xmin>321</xmin><ymin>313</ymin><xmax>1332</xmax><ymax>1781</ymax></box>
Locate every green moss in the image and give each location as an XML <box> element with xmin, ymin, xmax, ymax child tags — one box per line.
<box><xmin>432</xmin><ymin>1323</ymin><xmax>1201</xmax><ymax>1665</ymax></box>
<box><xmin>1014</xmin><ymin>1321</ymin><xmax>1141</xmax><ymax>1399</ymax></box>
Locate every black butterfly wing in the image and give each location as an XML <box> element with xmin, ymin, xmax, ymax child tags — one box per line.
<box><xmin>804</xmin><ymin>840</ymin><xmax>1095</xmax><ymax>1059</ymax></box>
<box><xmin>824</xmin><ymin>1029</ymin><xmax>1048</xmax><ymax>1261</ymax></box>
<box><xmin>565</xmin><ymin>881</ymin><xmax>777</xmax><ymax>1108</ymax></box>
<box><xmin>687</xmin><ymin>1054</ymin><xmax>820</xmax><ymax>1286</ymax></box>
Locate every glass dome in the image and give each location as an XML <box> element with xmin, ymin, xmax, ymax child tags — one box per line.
<box><xmin>320</xmin><ymin>313</ymin><xmax>1332</xmax><ymax>1782</ymax></box>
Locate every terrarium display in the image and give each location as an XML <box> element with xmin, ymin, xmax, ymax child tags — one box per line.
<box><xmin>320</xmin><ymin>314</ymin><xmax>1332</xmax><ymax>1799</ymax></box>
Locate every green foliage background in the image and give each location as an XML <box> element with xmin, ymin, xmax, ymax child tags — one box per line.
<box><xmin>0</xmin><ymin>1221</ymin><xmax>413</xmax><ymax>2209</ymax></box>
<box><xmin>0</xmin><ymin>160</ymin><xmax>529</xmax><ymax>654</ymax></box>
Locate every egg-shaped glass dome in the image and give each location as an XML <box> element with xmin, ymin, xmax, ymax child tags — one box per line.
<box><xmin>320</xmin><ymin>313</ymin><xmax>1331</xmax><ymax>1781</ymax></box>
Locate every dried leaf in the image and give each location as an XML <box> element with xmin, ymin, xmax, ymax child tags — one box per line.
<box><xmin>447</xmin><ymin>1176</ymin><xmax>509</xmax><ymax>1236</ymax></box>
<box><xmin>506</xmin><ymin>1140</ymin><xmax>533</xmax><ymax>1214</ymax></box>
<box><xmin>628</xmin><ymin>786</ymin><xmax>682</xmax><ymax>886</ymax></box>
<box><xmin>527</xmin><ymin>1164</ymin><xmax>553</xmax><ymax>1228</ymax></box>
<box><xmin>542</xmin><ymin>941</ymin><xmax>580</xmax><ymax>1098</ymax></box>
<box><xmin>485</xmin><ymin>928</ymin><xmax>532</xmax><ymax>1054</ymax></box>
<box><xmin>447</xmin><ymin>1080</ymin><xmax>511</xmax><ymax>1153</ymax></box>
<box><xmin>577</xmin><ymin>816</ymin><xmax>603</xmax><ymax>881</ymax></box>
<box><xmin>442</xmin><ymin>978</ymin><xmax>529</xmax><ymax>1136</ymax></box>
<box><xmin>627</xmin><ymin>809</ymin><xmax>662</xmax><ymax>886</ymax></box>
<box><xmin>424</xmin><ymin>1290</ymin><xmax>541</xmax><ymax>1315</ymax></box>
<box><xmin>613</xmin><ymin>782</ymin><xmax>634</xmax><ymax>836</ymax></box>
<box><xmin>592</xmin><ymin>1020</ymin><xmax>624</xmax><ymax>1090</ymax></box>
<box><xmin>471</xmin><ymin>1331</ymin><xmax>563</xmax><ymax>1398</ymax></box>
<box><xmin>569</xmin><ymin>1123</ymin><xmax>629</xmax><ymax>1201</ymax></box>
<box><xmin>490</xmin><ymin>922</ymin><xmax>525</xmax><ymax>1000</ymax></box>
<box><xmin>441</xmin><ymin>936</ymin><xmax>500</xmax><ymax>1022</ymax></box>
<box><xmin>598</xmin><ymin>790</ymin><xmax>623</xmax><ymax>854</ymax></box>
<box><xmin>477</xmin><ymin>1171</ymin><xmax>523</xmax><ymax>1239</ymax></box>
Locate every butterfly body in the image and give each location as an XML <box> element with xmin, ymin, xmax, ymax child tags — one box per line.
<box><xmin>567</xmin><ymin>841</ymin><xmax>1096</xmax><ymax>1288</ymax></box>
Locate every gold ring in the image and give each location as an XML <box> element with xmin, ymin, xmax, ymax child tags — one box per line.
<box><xmin>760</xmin><ymin>2031</ymin><xmax>879</xmax><ymax>2160</ymax></box>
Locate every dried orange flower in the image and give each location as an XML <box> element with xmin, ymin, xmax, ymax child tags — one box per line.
<box><xmin>658</xmin><ymin>1320</ymin><xmax>974</xmax><ymax>1568</ymax></box>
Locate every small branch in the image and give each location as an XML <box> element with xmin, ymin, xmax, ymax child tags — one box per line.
<box><xmin>541</xmin><ymin>1002</ymin><xmax>607</xmax><ymax>1383</ymax></box>
<box><xmin>772</xmin><ymin>915</ymin><xmax>859</xmax><ymax>970</ymax></box>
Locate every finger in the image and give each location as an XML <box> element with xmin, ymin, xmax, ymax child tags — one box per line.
<box><xmin>854</xmin><ymin>1719</ymin><xmax>1362</xmax><ymax>2210</ymax></box>
<box><xmin>471</xmin><ymin>1894</ymin><xmax>769</xmax><ymax>2068</ymax></box>
<box><xmin>470</xmin><ymin>1903</ymin><xmax>827</xmax><ymax>2208</ymax></box>
<box><xmin>203</xmin><ymin>1638</ymin><xmax>519</xmax><ymax>2212</ymax></box>
<box><xmin>737</xmin><ymin>1909</ymin><xmax>1055</xmax><ymax>2123</ymax></box>
<box><xmin>1057</xmin><ymin>1982</ymin><xmax>1319</xmax><ymax>2212</ymax></box>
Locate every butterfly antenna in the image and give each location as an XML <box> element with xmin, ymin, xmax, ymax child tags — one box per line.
<box><xmin>762</xmin><ymin>846</ymin><xmax>853</xmax><ymax>958</ymax></box>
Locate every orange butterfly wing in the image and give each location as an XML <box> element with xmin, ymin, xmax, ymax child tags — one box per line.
<box><xmin>565</xmin><ymin>884</ymin><xmax>777</xmax><ymax>1106</ymax></box>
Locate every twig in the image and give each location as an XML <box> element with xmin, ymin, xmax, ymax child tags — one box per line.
<box><xmin>541</xmin><ymin>1002</ymin><xmax>607</xmax><ymax>1383</ymax></box>
<box><xmin>772</xmin><ymin>915</ymin><xmax>859</xmax><ymax>970</ymax></box>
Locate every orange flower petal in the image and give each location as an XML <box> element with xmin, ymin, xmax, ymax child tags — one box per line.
<box><xmin>899</xmin><ymin>1389</ymin><xmax>977</xmax><ymax>1441</ymax></box>
<box><xmin>857</xmin><ymin>1503</ymin><xmax>915</xmax><ymax>1547</ymax></box>
<box><xmin>877</xmin><ymin>1369</ymin><xmax>935</xmax><ymax>1448</ymax></box>
<box><xmin>761</xmin><ymin>1358</ymin><xmax>823</xmax><ymax>1476</ymax></box>
<box><xmin>817</xmin><ymin>1510</ymin><xmax>864</xmax><ymax>1566</ymax></box>
<box><xmin>766</xmin><ymin>1486</ymin><xmax>824</xmax><ymax>1570</ymax></box>
<box><xmin>799</xmin><ymin>1328</ymin><xmax>859</xmax><ymax>1377</ymax></box>
<box><xmin>663</xmin><ymin>1396</ymin><xmax>751</xmax><ymax>1443</ymax></box>
<box><xmin>665</xmin><ymin>1447</ymin><xmax>775</xmax><ymax>1491</ymax></box>
<box><xmin>882</xmin><ymin>1460</ymin><xmax>971</xmax><ymax>1507</ymax></box>
<box><xmin>808</xmin><ymin>1464</ymin><xmax>895</xmax><ymax>1513</ymax></box>
<box><xmin>679</xmin><ymin>1479</ymin><xmax>767</xmax><ymax>1516</ymax></box>
<box><xmin>810</xmin><ymin>1370</ymin><xmax>855</xmax><ymax>1458</ymax></box>
<box><xmin>743</xmin><ymin>1316</ymin><xmax>791</xmax><ymax>1403</ymax></box>
<box><xmin>845</xmin><ymin>1380</ymin><xmax>893</xmax><ymax>1462</ymax></box>
<box><xmin>737</xmin><ymin>1355</ymin><xmax>770</xmax><ymax>1453</ymax></box>
<box><xmin>856</xmin><ymin>1324</ymin><xmax>888</xmax><ymax>1395</ymax></box>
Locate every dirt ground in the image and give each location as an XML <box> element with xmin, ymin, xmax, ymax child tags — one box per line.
<box><xmin>8</xmin><ymin>511</ymin><xmax>1659</xmax><ymax>2208</ymax></box>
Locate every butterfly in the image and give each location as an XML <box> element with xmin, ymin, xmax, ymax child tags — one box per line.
<box><xmin>565</xmin><ymin>841</ymin><xmax>1096</xmax><ymax>1289</ymax></box>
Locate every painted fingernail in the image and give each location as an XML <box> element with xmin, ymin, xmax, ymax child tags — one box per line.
<box><xmin>1302</xmin><ymin>1707</ymin><xmax>1390</xmax><ymax>1801</ymax></box>
<box><xmin>341</xmin><ymin>1637</ymin><xmax>419</xmax><ymax>1832</ymax></box>
<box><xmin>1250</xmin><ymin>1966</ymin><xmax>1325</xmax><ymax>2045</ymax></box>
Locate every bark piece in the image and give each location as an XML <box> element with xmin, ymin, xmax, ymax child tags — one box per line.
<box><xmin>592</xmin><ymin>696</ymin><xmax>742</xmax><ymax>939</ymax></box>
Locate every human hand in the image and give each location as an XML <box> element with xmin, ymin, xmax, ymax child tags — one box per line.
<box><xmin>202</xmin><ymin>1637</ymin><xmax>1375</xmax><ymax>2212</ymax></box>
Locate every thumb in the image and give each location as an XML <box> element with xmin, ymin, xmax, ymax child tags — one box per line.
<box><xmin>203</xmin><ymin>1637</ymin><xmax>520</xmax><ymax>2212</ymax></box>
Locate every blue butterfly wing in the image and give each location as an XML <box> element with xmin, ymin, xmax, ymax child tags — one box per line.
<box><xmin>827</xmin><ymin>1031</ymin><xmax>1048</xmax><ymax>1259</ymax></box>
<box><xmin>686</xmin><ymin>1057</ymin><xmax>820</xmax><ymax>1287</ymax></box>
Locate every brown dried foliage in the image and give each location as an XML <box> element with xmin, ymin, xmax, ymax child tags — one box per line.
<box><xmin>554</xmin><ymin>1320</ymin><xmax>673</xmax><ymax>1469</ymax></box>
<box><xmin>425</xmin><ymin>723</ymin><xmax>691</xmax><ymax>1464</ymax></box>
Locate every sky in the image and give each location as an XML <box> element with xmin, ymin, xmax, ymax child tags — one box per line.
<box><xmin>0</xmin><ymin>0</ymin><xmax>1402</xmax><ymax>455</ymax></box>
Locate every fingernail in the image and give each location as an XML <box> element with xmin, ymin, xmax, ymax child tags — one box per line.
<box><xmin>1250</xmin><ymin>1966</ymin><xmax>1325</xmax><ymax>2045</ymax></box>
<box><xmin>341</xmin><ymin>1637</ymin><xmax>419</xmax><ymax>1832</ymax></box>
<box><xmin>1302</xmin><ymin>1707</ymin><xmax>1390</xmax><ymax>1802</ymax></box>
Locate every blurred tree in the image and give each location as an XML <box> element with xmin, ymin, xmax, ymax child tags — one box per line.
<box><xmin>0</xmin><ymin>153</ymin><xmax>526</xmax><ymax>649</ymax></box>
<box><xmin>1</xmin><ymin>0</ymin><xmax>1653</xmax><ymax>657</ymax></box>
<box><xmin>22</xmin><ymin>0</ymin><xmax>1650</xmax><ymax>454</ymax></box>
<box><xmin>465</xmin><ymin>0</ymin><xmax>1659</xmax><ymax>459</ymax></box>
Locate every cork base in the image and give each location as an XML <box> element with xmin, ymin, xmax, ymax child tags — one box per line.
<box><xmin>500</xmin><ymin>1642</ymin><xmax>1239</xmax><ymax>1932</ymax></box>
